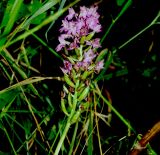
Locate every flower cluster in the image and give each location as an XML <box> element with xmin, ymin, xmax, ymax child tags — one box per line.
<box><xmin>56</xmin><ymin>6</ymin><xmax>102</xmax><ymax>52</ymax></box>
<box><xmin>54</xmin><ymin>6</ymin><xmax>106</xmax><ymax>153</ymax></box>
<box><xmin>56</xmin><ymin>6</ymin><xmax>104</xmax><ymax>75</ymax></box>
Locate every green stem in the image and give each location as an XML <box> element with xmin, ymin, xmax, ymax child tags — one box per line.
<box><xmin>0</xmin><ymin>61</ymin><xmax>12</xmax><ymax>80</ymax></box>
<box><xmin>0</xmin><ymin>0</ymin><xmax>23</xmax><ymax>49</ymax></box>
<box><xmin>6</xmin><ymin>113</ymin><xmax>25</xmax><ymax>130</ymax></box>
<box><xmin>45</xmin><ymin>0</ymin><xmax>67</xmax><ymax>41</ymax></box>
<box><xmin>117</xmin><ymin>23</ymin><xmax>153</xmax><ymax>51</ymax></box>
<box><xmin>101</xmin><ymin>0</ymin><xmax>132</xmax><ymax>44</ymax></box>
<box><xmin>48</xmin><ymin>118</ymin><xmax>66</xmax><ymax>155</ymax></box>
<box><xmin>87</xmin><ymin>111</ymin><xmax>94</xmax><ymax>155</ymax></box>
<box><xmin>114</xmin><ymin>11</ymin><xmax>160</xmax><ymax>53</ymax></box>
<box><xmin>32</xmin><ymin>33</ymin><xmax>63</xmax><ymax>60</ymax></box>
<box><xmin>4</xmin><ymin>116</ymin><xmax>26</xmax><ymax>150</ymax></box>
<box><xmin>54</xmin><ymin>118</ymin><xmax>71</xmax><ymax>155</ymax></box>
<box><xmin>68</xmin><ymin>122</ymin><xmax>78</xmax><ymax>155</ymax></box>
<box><xmin>54</xmin><ymin>91</ymin><xmax>78</xmax><ymax>155</ymax></box>
<box><xmin>3</xmin><ymin>125</ymin><xmax>17</xmax><ymax>155</ymax></box>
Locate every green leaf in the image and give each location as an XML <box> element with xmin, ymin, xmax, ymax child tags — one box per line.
<box><xmin>1</xmin><ymin>0</ymin><xmax>23</xmax><ymax>35</ymax></box>
<box><xmin>31</xmin><ymin>12</ymin><xmax>47</xmax><ymax>25</ymax></box>
<box><xmin>23</xmin><ymin>119</ymin><xmax>32</xmax><ymax>135</ymax></box>
<box><xmin>22</xmin><ymin>0</ymin><xmax>60</xmax><ymax>29</ymax></box>
<box><xmin>95</xmin><ymin>48</ymin><xmax>108</xmax><ymax>62</ymax></box>
<box><xmin>0</xmin><ymin>0</ymin><xmax>23</xmax><ymax>47</ymax></box>
<box><xmin>0</xmin><ymin>150</ymin><xmax>10</xmax><ymax>155</ymax></box>
<box><xmin>142</xmin><ymin>67</ymin><xmax>156</xmax><ymax>78</ymax></box>
<box><xmin>64</xmin><ymin>74</ymin><xmax>75</xmax><ymax>88</ymax></box>
<box><xmin>78</xmin><ymin>86</ymin><xmax>90</xmax><ymax>102</ymax></box>
<box><xmin>45</xmin><ymin>0</ymin><xmax>67</xmax><ymax>41</ymax></box>
<box><xmin>116</xmin><ymin>0</ymin><xmax>126</xmax><ymax>6</ymax></box>
<box><xmin>48</xmin><ymin>125</ymin><xmax>57</xmax><ymax>140</ymax></box>
<box><xmin>0</xmin><ymin>88</ymin><xmax>20</xmax><ymax>111</ymax></box>
<box><xmin>61</xmin><ymin>99</ymin><xmax>69</xmax><ymax>116</ymax></box>
<box><xmin>0</xmin><ymin>0</ymin><xmax>14</xmax><ymax>29</ymax></box>
<box><xmin>71</xmin><ymin>110</ymin><xmax>81</xmax><ymax>124</ymax></box>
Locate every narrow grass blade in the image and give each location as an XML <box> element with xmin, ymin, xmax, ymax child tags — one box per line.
<box><xmin>0</xmin><ymin>76</ymin><xmax>60</xmax><ymax>94</ymax></box>
<box><xmin>68</xmin><ymin>122</ymin><xmax>78</xmax><ymax>155</ymax></box>
<box><xmin>32</xmin><ymin>33</ymin><xmax>63</xmax><ymax>60</ymax></box>
<box><xmin>2</xmin><ymin>0</ymin><xmax>23</xmax><ymax>36</ymax></box>
<box><xmin>21</xmin><ymin>0</ymin><xmax>60</xmax><ymax>30</ymax></box>
<box><xmin>94</xmin><ymin>83</ymin><xmax>135</xmax><ymax>133</ymax></box>
<box><xmin>3</xmin><ymin>125</ymin><xmax>17</xmax><ymax>155</ymax></box>
<box><xmin>0</xmin><ymin>0</ymin><xmax>23</xmax><ymax>47</ymax></box>
<box><xmin>101</xmin><ymin>0</ymin><xmax>132</xmax><ymax>44</ymax></box>
<box><xmin>45</xmin><ymin>0</ymin><xmax>66</xmax><ymax>41</ymax></box>
<box><xmin>87</xmin><ymin>111</ymin><xmax>94</xmax><ymax>155</ymax></box>
<box><xmin>0</xmin><ymin>88</ymin><xmax>20</xmax><ymax>111</ymax></box>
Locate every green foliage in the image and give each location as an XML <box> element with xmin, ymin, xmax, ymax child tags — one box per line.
<box><xmin>22</xmin><ymin>0</ymin><xmax>59</xmax><ymax>29</ymax></box>
<box><xmin>116</xmin><ymin>0</ymin><xmax>126</xmax><ymax>6</ymax></box>
<box><xmin>142</xmin><ymin>67</ymin><xmax>156</xmax><ymax>78</ymax></box>
<box><xmin>1</xmin><ymin>0</ymin><xmax>23</xmax><ymax>35</ymax></box>
<box><xmin>0</xmin><ymin>89</ymin><xmax>20</xmax><ymax>113</ymax></box>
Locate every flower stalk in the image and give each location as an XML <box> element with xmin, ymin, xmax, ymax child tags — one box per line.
<box><xmin>54</xmin><ymin>5</ymin><xmax>106</xmax><ymax>154</ymax></box>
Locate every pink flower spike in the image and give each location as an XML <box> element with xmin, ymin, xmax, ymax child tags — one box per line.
<box><xmin>68</xmin><ymin>42</ymin><xmax>77</xmax><ymax>50</ymax></box>
<box><xmin>66</xmin><ymin>8</ymin><xmax>76</xmax><ymax>20</ymax></box>
<box><xmin>58</xmin><ymin>34</ymin><xmax>71</xmax><ymax>46</ymax></box>
<box><xmin>56</xmin><ymin>5</ymin><xmax>102</xmax><ymax>53</ymax></box>
<box><xmin>86</xmin><ymin>38</ymin><xmax>101</xmax><ymax>48</ymax></box>
<box><xmin>76</xmin><ymin>18</ymin><xmax>86</xmax><ymax>34</ymax></box>
<box><xmin>83</xmin><ymin>49</ymin><xmax>96</xmax><ymax>63</ymax></box>
<box><xmin>60</xmin><ymin>19</ymin><xmax>70</xmax><ymax>33</ymax></box>
<box><xmin>92</xmin><ymin>24</ymin><xmax>102</xmax><ymax>33</ymax></box>
<box><xmin>86</xmin><ymin>16</ymin><xmax>100</xmax><ymax>31</ymax></box>
<box><xmin>74</xmin><ymin>61</ymin><xmax>82</xmax><ymax>71</ymax></box>
<box><xmin>68</xmin><ymin>21</ymin><xmax>77</xmax><ymax>35</ymax></box>
<box><xmin>60</xmin><ymin>67</ymin><xmax>68</xmax><ymax>74</ymax></box>
<box><xmin>92</xmin><ymin>38</ymin><xmax>101</xmax><ymax>48</ymax></box>
<box><xmin>79</xmin><ymin>6</ymin><xmax>88</xmax><ymax>19</ymax></box>
<box><xmin>61</xmin><ymin>60</ymin><xmax>72</xmax><ymax>74</ymax></box>
<box><xmin>81</xmin><ymin>61</ymin><xmax>90</xmax><ymax>70</ymax></box>
<box><xmin>95</xmin><ymin>60</ymin><xmax>104</xmax><ymax>73</ymax></box>
<box><xmin>68</xmin><ymin>37</ymin><xmax>79</xmax><ymax>50</ymax></box>
<box><xmin>56</xmin><ymin>34</ymin><xmax>72</xmax><ymax>52</ymax></box>
<box><xmin>87</xmin><ymin>6</ymin><xmax>99</xmax><ymax>18</ymax></box>
<box><xmin>56</xmin><ymin>44</ymin><xmax>64</xmax><ymax>52</ymax></box>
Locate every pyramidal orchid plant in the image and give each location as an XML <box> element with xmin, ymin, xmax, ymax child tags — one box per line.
<box><xmin>53</xmin><ymin>5</ymin><xmax>134</xmax><ymax>155</ymax></box>
<box><xmin>54</xmin><ymin>5</ymin><xmax>106</xmax><ymax>154</ymax></box>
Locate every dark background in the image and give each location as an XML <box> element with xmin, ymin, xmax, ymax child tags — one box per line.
<box><xmin>97</xmin><ymin>0</ymin><xmax>160</xmax><ymax>153</ymax></box>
